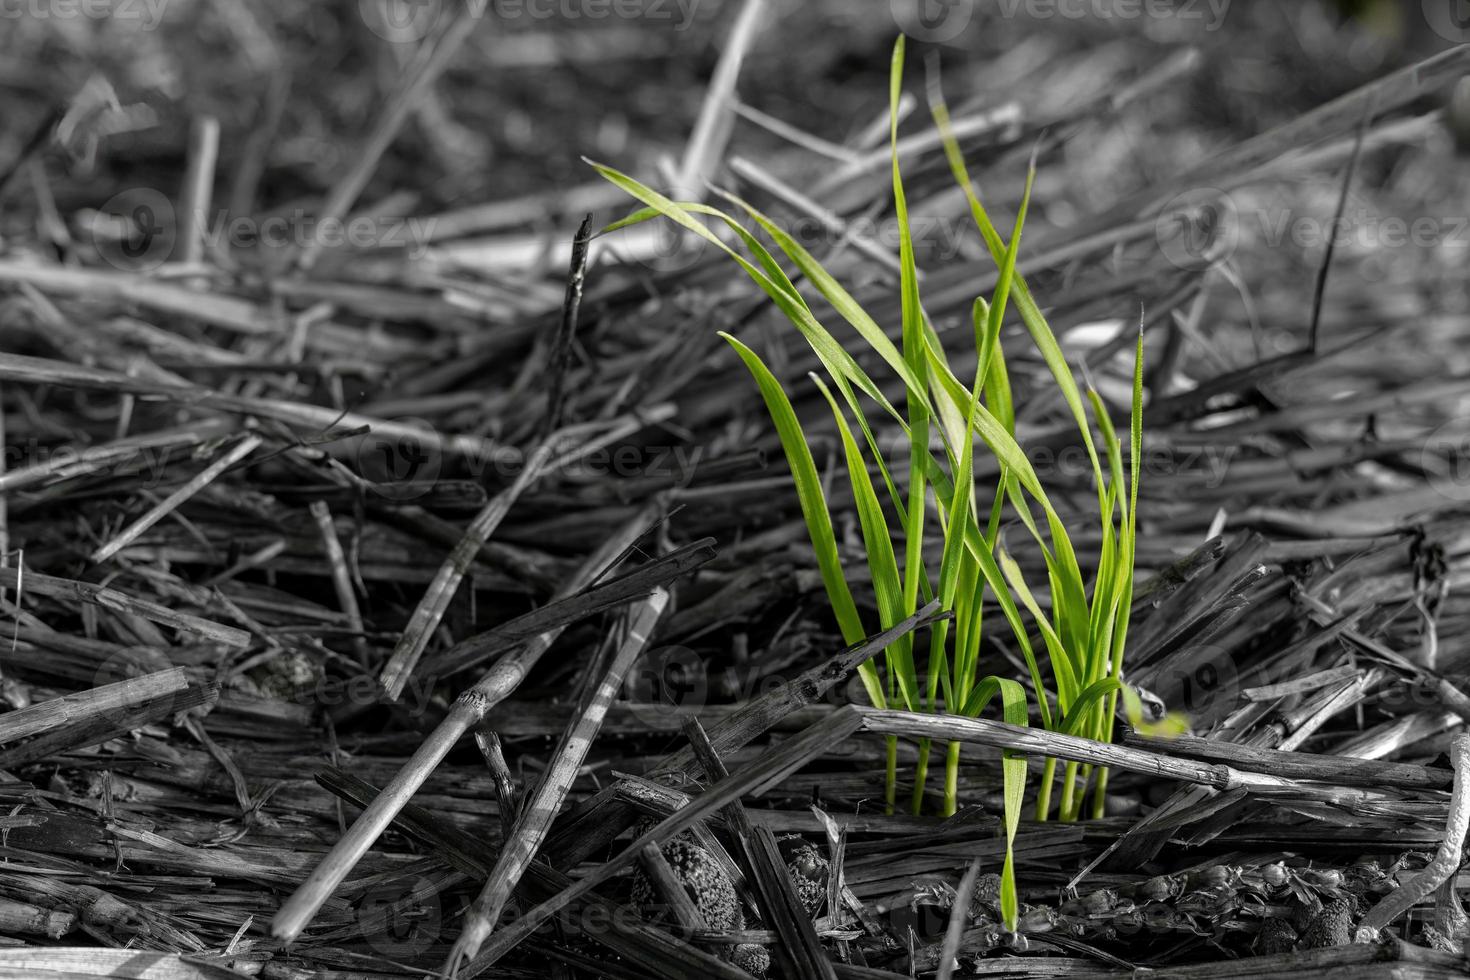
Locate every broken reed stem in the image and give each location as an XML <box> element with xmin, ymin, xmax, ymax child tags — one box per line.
<box><xmin>0</xmin><ymin>419</ymin><xmax>230</xmax><ymax>495</ymax></box>
<box><xmin>446</xmin><ymin>588</ymin><xmax>670</xmax><ymax>970</ymax></box>
<box><xmin>0</xmin><ymin>566</ymin><xmax>248</xmax><ymax>648</ymax></box>
<box><xmin>307</xmin><ymin>500</ymin><xmax>367</xmax><ymax>666</ymax></box>
<box><xmin>1354</xmin><ymin>732</ymin><xmax>1470</xmax><ymax>942</ymax></box>
<box><xmin>90</xmin><ymin>433</ymin><xmax>262</xmax><ymax>564</ymax></box>
<box><xmin>472</xmin><ymin>726</ymin><xmax>520</xmax><ymax>840</ymax></box>
<box><xmin>683</xmin><ymin>714</ymin><xmax>835</xmax><ymax>980</ymax></box>
<box><xmin>541</xmin><ymin>213</ymin><xmax>593</xmax><ymax>441</ymax></box>
<box><xmin>272</xmin><ymin>504</ymin><xmax>667</xmax><ymax>942</ymax></box>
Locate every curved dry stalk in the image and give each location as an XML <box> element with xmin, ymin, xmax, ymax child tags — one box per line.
<box><xmin>1355</xmin><ymin>732</ymin><xmax>1470</xmax><ymax>943</ymax></box>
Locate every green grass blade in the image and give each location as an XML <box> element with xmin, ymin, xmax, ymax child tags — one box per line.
<box><xmin>721</xmin><ymin>334</ymin><xmax>886</xmax><ymax>711</ymax></box>
<box><xmin>813</xmin><ymin>376</ymin><xmax>919</xmax><ymax>712</ymax></box>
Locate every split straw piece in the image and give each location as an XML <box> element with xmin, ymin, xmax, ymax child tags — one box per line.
<box><xmin>91</xmin><ymin>433</ymin><xmax>261</xmax><ymax>563</ymax></box>
<box><xmin>271</xmin><ymin>503</ymin><xmax>686</xmax><ymax>941</ymax></box>
<box><xmin>446</xmin><ymin>587</ymin><xmax>670</xmax><ymax>969</ymax></box>
<box><xmin>0</xmin><ymin>667</ymin><xmax>187</xmax><ymax>746</ymax></box>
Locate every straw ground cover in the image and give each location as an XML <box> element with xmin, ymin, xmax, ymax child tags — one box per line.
<box><xmin>4</xmin><ymin>4</ymin><xmax>1469</xmax><ymax>975</ymax></box>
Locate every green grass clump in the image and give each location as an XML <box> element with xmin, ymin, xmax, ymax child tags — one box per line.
<box><xmin>594</xmin><ymin>37</ymin><xmax>1174</xmax><ymax>930</ymax></box>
